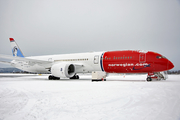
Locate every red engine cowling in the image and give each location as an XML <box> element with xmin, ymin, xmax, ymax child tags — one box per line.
<box><xmin>51</xmin><ymin>63</ymin><xmax>76</xmax><ymax>78</ymax></box>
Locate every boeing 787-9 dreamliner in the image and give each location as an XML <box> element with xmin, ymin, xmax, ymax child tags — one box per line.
<box><xmin>0</xmin><ymin>38</ymin><xmax>174</xmax><ymax>81</ymax></box>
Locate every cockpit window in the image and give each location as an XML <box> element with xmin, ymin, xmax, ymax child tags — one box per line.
<box><xmin>156</xmin><ymin>56</ymin><xmax>167</xmax><ymax>59</ymax></box>
<box><xmin>156</xmin><ymin>56</ymin><xmax>162</xmax><ymax>59</ymax></box>
<box><xmin>162</xmin><ymin>56</ymin><xmax>166</xmax><ymax>59</ymax></box>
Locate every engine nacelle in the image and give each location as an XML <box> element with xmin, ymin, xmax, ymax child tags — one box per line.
<box><xmin>51</xmin><ymin>63</ymin><xmax>76</xmax><ymax>78</ymax></box>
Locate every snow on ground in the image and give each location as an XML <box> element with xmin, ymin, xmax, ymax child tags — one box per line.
<box><xmin>0</xmin><ymin>74</ymin><xmax>180</xmax><ymax>120</ymax></box>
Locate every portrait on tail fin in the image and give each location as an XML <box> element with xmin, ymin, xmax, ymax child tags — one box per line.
<box><xmin>10</xmin><ymin>38</ymin><xmax>24</xmax><ymax>57</ymax></box>
<box><xmin>12</xmin><ymin>46</ymin><xmax>18</xmax><ymax>57</ymax></box>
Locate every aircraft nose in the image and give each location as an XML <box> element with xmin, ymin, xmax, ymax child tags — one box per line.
<box><xmin>168</xmin><ymin>60</ymin><xmax>174</xmax><ymax>70</ymax></box>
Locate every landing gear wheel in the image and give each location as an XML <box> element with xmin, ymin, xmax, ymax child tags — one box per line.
<box><xmin>147</xmin><ymin>77</ymin><xmax>152</xmax><ymax>81</ymax></box>
<box><xmin>70</xmin><ymin>75</ymin><xmax>79</xmax><ymax>79</ymax></box>
<box><xmin>49</xmin><ymin>75</ymin><xmax>53</xmax><ymax>80</ymax></box>
<box><xmin>54</xmin><ymin>77</ymin><xmax>60</xmax><ymax>80</ymax></box>
<box><xmin>76</xmin><ymin>75</ymin><xmax>79</xmax><ymax>79</ymax></box>
<box><xmin>48</xmin><ymin>75</ymin><xmax>60</xmax><ymax>80</ymax></box>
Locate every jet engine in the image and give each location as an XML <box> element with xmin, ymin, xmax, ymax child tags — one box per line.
<box><xmin>51</xmin><ymin>63</ymin><xmax>76</xmax><ymax>78</ymax></box>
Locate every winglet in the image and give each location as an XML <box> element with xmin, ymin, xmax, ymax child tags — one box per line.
<box><xmin>9</xmin><ymin>38</ymin><xmax>24</xmax><ymax>57</ymax></box>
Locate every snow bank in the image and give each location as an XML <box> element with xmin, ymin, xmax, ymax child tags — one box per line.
<box><xmin>0</xmin><ymin>74</ymin><xmax>180</xmax><ymax>120</ymax></box>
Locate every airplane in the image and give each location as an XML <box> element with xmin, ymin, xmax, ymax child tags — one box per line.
<box><xmin>0</xmin><ymin>38</ymin><xmax>174</xmax><ymax>81</ymax></box>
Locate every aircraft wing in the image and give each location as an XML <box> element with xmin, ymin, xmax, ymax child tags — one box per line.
<box><xmin>0</xmin><ymin>54</ymin><xmax>53</xmax><ymax>68</ymax></box>
<box><xmin>0</xmin><ymin>60</ymin><xmax>11</xmax><ymax>65</ymax></box>
<box><xmin>0</xmin><ymin>54</ymin><xmax>84</xmax><ymax>69</ymax></box>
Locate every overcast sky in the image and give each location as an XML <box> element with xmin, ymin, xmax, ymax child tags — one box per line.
<box><xmin>0</xmin><ymin>0</ymin><xmax>180</xmax><ymax>70</ymax></box>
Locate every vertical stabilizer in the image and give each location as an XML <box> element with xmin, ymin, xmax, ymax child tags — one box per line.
<box><xmin>9</xmin><ymin>38</ymin><xmax>24</xmax><ymax>57</ymax></box>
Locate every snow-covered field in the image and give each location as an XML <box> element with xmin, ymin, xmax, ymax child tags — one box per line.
<box><xmin>0</xmin><ymin>74</ymin><xmax>180</xmax><ymax>120</ymax></box>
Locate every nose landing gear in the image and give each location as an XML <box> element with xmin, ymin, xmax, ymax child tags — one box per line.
<box><xmin>147</xmin><ymin>72</ymin><xmax>167</xmax><ymax>81</ymax></box>
<box><xmin>146</xmin><ymin>77</ymin><xmax>152</xmax><ymax>81</ymax></box>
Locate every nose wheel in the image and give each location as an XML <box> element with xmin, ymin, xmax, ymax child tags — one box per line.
<box><xmin>146</xmin><ymin>77</ymin><xmax>152</xmax><ymax>81</ymax></box>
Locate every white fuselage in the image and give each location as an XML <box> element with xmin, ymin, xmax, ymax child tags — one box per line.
<box><xmin>12</xmin><ymin>52</ymin><xmax>104</xmax><ymax>73</ymax></box>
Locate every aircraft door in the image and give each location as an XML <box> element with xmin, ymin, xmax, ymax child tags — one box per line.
<box><xmin>94</xmin><ymin>55</ymin><xmax>99</xmax><ymax>64</ymax></box>
<box><xmin>139</xmin><ymin>53</ymin><xmax>146</xmax><ymax>63</ymax></box>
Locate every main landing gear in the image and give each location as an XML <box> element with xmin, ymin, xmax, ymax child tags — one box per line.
<box><xmin>48</xmin><ymin>74</ymin><xmax>79</xmax><ymax>80</ymax></box>
<box><xmin>48</xmin><ymin>75</ymin><xmax>60</xmax><ymax>80</ymax></box>
<box><xmin>70</xmin><ymin>74</ymin><xmax>79</xmax><ymax>79</ymax></box>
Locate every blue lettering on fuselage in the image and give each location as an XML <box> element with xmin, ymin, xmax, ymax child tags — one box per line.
<box><xmin>133</xmin><ymin>64</ymin><xmax>151</xmax><ymax>70</ymax></box>
<box><xmin>108</xmin><ymin>63</ymin><xmax>151</xmax><ymax>70</ymax></box>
